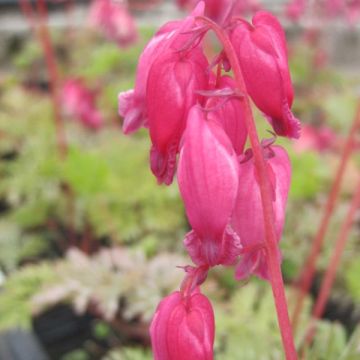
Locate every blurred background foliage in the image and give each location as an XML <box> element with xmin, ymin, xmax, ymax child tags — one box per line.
<box><xmin>0</xmin><ymin>3</ymin><xmax>360</xmax><ymax>359</ymax></box>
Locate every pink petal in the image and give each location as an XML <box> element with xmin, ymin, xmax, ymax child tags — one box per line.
<box><xmin>150</xmin><ymin>290</ymin><xmax>215</xmax><ymax>360</ymax></box>
<box><xmin>232</xmin><ymin>145</ymin><xmax>291</xmax><ymax>281</ymax></box>
<box><xmin>147</xmin><ymin>50</ymin><xmax>209</xmax><ymax>184</ymax></box>
<box><xmin>231</xmin><ymin>12</ymin><xmax>300</xmax><ymax>138</ymax></box>
<box><xmin>178</xmin><ymin>106</ymin><xmax>239</xmax><ymax>265</ymax></box>
<box><xmin>206</xmin><ymin>76</ymin><xmax>248</xmax><ymax>155</ymax></box>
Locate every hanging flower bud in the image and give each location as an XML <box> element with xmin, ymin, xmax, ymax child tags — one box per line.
<box><xmin>232</xmin><ymin>145</ymin><xmax>291</xmax><ymax>281</ymax></box>
<box><xmin>118</xmin><ymin>2</ymin><xmax>205</xmax><ymax>135</ymax></box>
<box><xmin>230</xmin><ymin>11</ymin><xmax>301</xmax><ymax>139</ymax></box>
<box><xmin>61</xmin><ymin>78</ymin><xmax>103</xmax><ymax>130</ymax></box>
<box><xmin>89</xmin><ymin>0</ymin><xmax>137</xmax><ymax>48</ymax></box>
<box><xmin>206</xmin><ymin>76</ymin><xmax>248</xmax><ymax>155</ymax></box>
<box><xmin>178</xmin><ymin>106</ymin><xmax>241</xmax><ymax>266</ymax></box>
<box><xmin>150</xmin><ymin>290</ymin><xmax>215</xmax><ymax>360</ymax></box>
<box><xmin>147</xmin><ymin>49</ymin><xmax>209</xmax><ymax>185</ymax></box>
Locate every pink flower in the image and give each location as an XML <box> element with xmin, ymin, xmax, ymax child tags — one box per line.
<box><xmin>178</xmin><ymin>106</ymin><xmax>241</xmax><ymax>266</ymax></box>
<box><xmin>147</xmin><ymin>49</ymin><xmax>209</xmax><ymax>185</ymax></box>
<box><xmin>293</xmin><ymin>124</ymin><xmax>337</xmax><ymax>153</ymax></box>
<box><xmin>230</xmin><ymin>11</ymin><xmax>301</xmax><ymax>139</ymax></box>
<box><xmin>206</xmin><ymin>76</ymin><xmax>248</xmax><ymax>155</ymax></box>
<box><xmin>150</xmin><ymin>290</ymin><xmax>215</xmax><ymax>360</ymax></box>
<box><xmin>232</xmin><ymin>145</ymin><xmax>291</xmax><ymax>281</ymax></box>
<box><xmin>61</xmin><ymin>78</ymin><xmax>103</xmax><ymax>130</ymax></box>
<box><xmin>118</xmin><ymin>20</ymin><xmax>183</xmax><ymax>135</ymax></box>
<box><xmin>89</xmin><ymin>0</ymin><xmax>137</xmax><ymax>48</ymax></box>
<box><xmin>325</xmin><ymin>0</ymin><xmax>345</xmax><ymax>17</ymax></box>
<box><xmin>118</xmin><ymin>3</ymin><xmax>205</xmax><ymax>136</ymax></box>
<box><xmin>285</xmin><ymin>0</ymin><xmax>306</xmax><ymax>21</ymax></box>
<box><xmin>345</xmin><ymin>0</ymin><xmax>360</xmax><ymax>24</ymax></box>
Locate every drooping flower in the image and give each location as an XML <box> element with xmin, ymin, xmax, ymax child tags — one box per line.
<box><xmin>205</xmin><ymin>76</ymin><xmax>248</xmax><ymax>155</ymax></box>
<box><xmin>232</xmin><ymin>145</ymin><xmax>291</xmax><ymax>281</ymax></box>
<box><xmin>178</xmin><ymin>105</ymin><xmax>241</xmax><ymax>266</ymax></box>
<box><xmin>61</xmin><ymin>78</ymin><xmax>103</xmax><ymax>130</ymax></box>
<box><xmin>147</xmin><ymin>49</ymin><xmax>209</xmax><ymax>185</ymax></box>
<box><xmin>118</xmin><ymin>2</ymin><xmax>206</xmax><ymax>137</ymax></box>
<box><xmin>230</xmin><ymin>11</ymin><xmax>301</xmax><ymax>139</ymax></box>
<box><xmin>89</xmin><ymin>0</ymin><xmax>137</xmax><ymax>48</ymax></box>
<box><xmin>150</xmin><ymin>290</ymin><xmax>215</xmax><ymax>360</ymax></box>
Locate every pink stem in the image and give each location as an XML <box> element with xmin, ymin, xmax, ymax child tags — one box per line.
<box><xmin>197</xmin><ymin>16</ymin><xmax>297</xmax><ymax>360</ymax></box>
<box><xmin>36</xmin><ymin>0</ymin><xmax>67</xmax><ymax>158</ymax></box>
<box><xmin>303</xmin><ymin>177</ymin><xmax>360</xmax><ymax>347</ymax></box>
<box><xmin>291</xmin><ymin>104</ymin><xmax>360</xmax><ymax>331</ymax></box>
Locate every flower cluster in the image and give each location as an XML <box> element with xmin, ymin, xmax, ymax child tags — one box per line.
<box><xmin>61</xmin><ymin>78</ymin><xmax>103</xmax><ymax>130</ymax></box>
<box><xmin>285</xmin><ymin>0</ymin><xmax>360</xmax><ymax>24</ymax></box>
<box><xmin>89</xmin><ymin>0</ymin><xmax>137</xmax><ymax>47</ymax></box>
<box><xmin>119</xmin><ymin>2</ymin><xmax>298</xmax><ymax>358</ymax></box>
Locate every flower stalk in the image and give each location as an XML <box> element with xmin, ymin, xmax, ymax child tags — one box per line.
<box><xmin>302</xmin><ymin>177</ymin><xmax>360</xmax><ymax>348</ymax></box>
<box><xmin>197</xmin><ymin>16</ymin><xmax>297</xmax><ymax>360</ymax></box>
<box><xmin>36</xmin><ymin>0</ymin><xmax>67</xmax><ymax>158</ymax></box>
<box><xmin>291</xmin><ymin>103</ymin><xmax>360</xmax><ymax>331</ymax></box>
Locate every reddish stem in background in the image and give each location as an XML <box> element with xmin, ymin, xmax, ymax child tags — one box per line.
<box><xmin>19</xmin><ymin>0</ymin><xmax>37</xmax><ymax>33</ymax></box>
<box><xmin>291</xmin><ymin>104</ymin><xmax>360</xmax><ymax>331</ymax></box>
<box><xmin>302</xmin><ymin>178</ymin><xmax>360</xmax><ymax>348</ymax></box>
<box><xmin>36</xmin><ymin>0</ymin><xmax>68</xmax><ymax>158</ymax></box>
<box><xmin>198</xmin><ymin>16</ymin><xmax>297</xmax><ymax>360</ymax></box>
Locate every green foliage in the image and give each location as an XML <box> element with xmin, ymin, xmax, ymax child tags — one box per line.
<box><xmin>288</xmin><ymin>150</ymin><xmax>329</xmax><ymax>200</ymax></box>
<box><xmin>103</xmin><ymin>347</ymin><xmax>152</xmax><ymax>360</ymax></box>
<box><xmin>32</xmin><ymin>248</ymin><xmax>185</xmax><ymax>322</ymax></box>
<box><xmin>345</xmin><ymin>259</ymin><xmax>360</xmax><ymax>301</ymax></box>
<box><xmin>0</xmin><ymin>263</ymin><xmax>56</xmax><ymax>330</ymax></box>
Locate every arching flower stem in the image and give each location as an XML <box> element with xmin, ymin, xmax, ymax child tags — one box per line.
<box><xmin>302</xmin><ymin>177</ymin><xmax>360</xmax><ymax>349</ymax></box>
<box><xmin>196</xmin><ymin>16</ymin><xmax>297</xmax><ymax>360</ymax></box>
<box><xmin>291</xmin><ymin>103</ymin><xmax>360</xmax><ymax>331</ymax></box>
<box><xmin>36</xmin><ymin>0</ymin><xmax>68</xmax><ymax>158</ymax></box>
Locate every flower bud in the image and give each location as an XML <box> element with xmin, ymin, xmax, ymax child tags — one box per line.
<box><xmin>61</xmin><ymin>78</ymin><xmax>103</xmax><ymax>130</ymax></box>
<box><xmin>147</xmin><ymin>50</ymin><xmax>209</xmax><ymax>185</ymax></box>
<box><xmin>118</xmin><ymin>2</ymin><xmax>205</xmax><ymax>139</ymax></box>
<box><xmin>178</xmin><ymin>106</ymin><xmax>241</xmax><ymax>266</ymax></box>
<box><xmin>150</xmin><ymin>290</ymin><xmax>215</xmax><ymax>360</ymax></box>
<box><xmin>230</xmin><ymin>11</ymin><xmax>301</xmax><ymax>138</ymax></box>
<box><xmin>232</xmin><ymin>145</ymin><xmax>291</xmax><ymax>280</ymax></box>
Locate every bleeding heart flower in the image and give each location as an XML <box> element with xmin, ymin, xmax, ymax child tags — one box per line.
<box><xmin>178</xmin><ymin>106</ymin><xmax>241</xmax><ymax>266</ymax></box>
<box><xmin>150</xmin><ymin>290</ymin><xmax>215</xmax><ymax>360</ymax></box>
<box><xmin>206</xmin><ymin>76</ymin><xmax>248</xmax><ymax>155</ymax></box>
<box><xmin>118</xmin><ymin>2</ymin><xmax>205</xmax><ymax>137</ymax></box>
<box><xmin>61</xmin><ymin>78</ymin><xmax>103</xmax><ymax>130</ymax></box>
<box><xmin>89</xmin><ymin>0</ymin><xmax>137</xmax><ymax>48</ymax></box>
<box><xmin>147</xmin><ymin>47</ymin><xmax>209</xmax><ymax>185</ymax></box>
<box><xmin>230</xmin><ymin>11</ymin><xmax>301</xmax><ymax>139</ymax></box>
<box><xmin>232</xmin><ymin>145</ymin><xmax>291</xmax><ymax>281</ymax></box>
